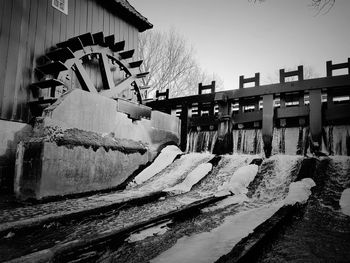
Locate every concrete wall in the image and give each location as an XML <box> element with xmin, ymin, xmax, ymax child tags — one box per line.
<box><xmin>15</xmin><ymin>141</ymin><xmax>148</xmax><ymax>199</ymax></box>
<box><xmin>0</xmin><ymin>120</ymin><xmax>32</xmax><ymax>192</ymax></box>
<box><xmin>14</xmin><ymin>90</ymin><xmax>181</xmax><ymax>199</ymax></box>
<box><xmin>43</xmin><ymin>89</ymin><xmax>181</xmax><ymax>157</ymax></box>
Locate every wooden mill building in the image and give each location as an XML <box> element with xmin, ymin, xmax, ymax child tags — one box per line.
<box><xmin>0</xmin><ymin>0</ymin><xmax>153</xmax><ymax>192</ymax></box>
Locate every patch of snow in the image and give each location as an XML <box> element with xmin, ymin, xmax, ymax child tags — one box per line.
<box><xmin>340</xmin><ymin>188</ymin><xmax>350</xmax><ymax>216</ymax></box>
<box><xmin>216</xmin><ymin>164</ymin><xmax>259</xmax><ymax>196</ymax></box>
<box><xmin>131</xmin><ymin>145</ymin><xmax>182</xmax><ymax>185</ymax></box>
<box><xmin>164</xmin><ymin>163</ymin><xmax>213</xmax><ymax>195</ymax></box>
<box><xmin>138</xmin><ymin>153</ymin><xmax>213</xmax><ymax>192</ymax></box>
<box><xmin>151</xmin><ymin>202</ymin><xmax>282</xmax><ymax>263</ymax></box>
<box><xmin>284</xmin><ymin>178</ymin><xmax>316</xmax><ymax>206</ymax></box>
<box><xmin>126</xmin><ymin>221</ymin><xmax>171</xmax><ymax>243</ymax></box>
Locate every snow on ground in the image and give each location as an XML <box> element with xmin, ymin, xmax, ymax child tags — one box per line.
<box><xmin>284</xmin><ymin>178</ymin><xmax>316</xmax><ymax>206</ymax></box>
<box><xmin>138</xmin><ymin>153</ymin><xmax>213</xmax><ymax>193</ymax></box>
<box><xmin>215</xmin><ymin>164</ymin><xmax>259</xmax><ymax>196</ymax></box>
<box><xmin>340</xmin><ymin>188</ymin><xmax>350</xmax><ymax>216</ymax></box>
<box><xmin>164</xmin><ymin>163</ymin><xmax>213</xmax><ymax>195</ymax></box>
<box><xmin>131</xmin><ymin>145</ymin><xmax>182</xmax><ymax>185</ymax></box>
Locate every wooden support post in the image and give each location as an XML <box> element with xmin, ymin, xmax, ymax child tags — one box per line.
<box><xmin>99</xmin><ymin>53</ymin><xmax>115</xmax><ymax>90</ymax></box>
<box><xmin>180</xmin><ymin>103</ymin><xmax>189</xmax><ymax>151</ymax></box>
<box><xmin>73</xmin><ymin>59</ymin><xmax>98</xmax><ymax>93</ymax></box>
<box><xmin>262</xmin><ymin>94</ymin><xmax>274</xmax><ymax>158</ymax></box>
<box><xmin>309</xmin><ymin>89</ymin><xmax>322</xmax><ymax>152</ymax></box>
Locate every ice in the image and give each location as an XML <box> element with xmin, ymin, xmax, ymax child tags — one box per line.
<box><xmin>284</xmin><ymin>178</ymin><xmax>316</xmax><ymax>206</ymax></box>
<box><xmin>164</xmin><ymin>163</ymin><xmax>213</xmax><ymax>195</ymax></box>
<box><xmin>131</xmin><ymin>145</ymin><xmax>182</xmax><ymax>185</ymax></box>
<box><xmin>216</xmin><ymin>164</ymin><xmax>259</xmax><ymax>196</ymax></box>
<box><xmin>151</xmin><ymin>202</ymin><xmax>282</xmax><ymax>263</ymax></box>
<box><xmin>340</xmin><ymin>188</ymin><xmax>350</xmax><ymax>216</ymax></box>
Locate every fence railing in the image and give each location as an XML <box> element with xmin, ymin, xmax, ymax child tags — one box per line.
<box><xmin>146</xmin><ymin>59</ymin><xmax>350</xmax><ymax>154</ymax></box>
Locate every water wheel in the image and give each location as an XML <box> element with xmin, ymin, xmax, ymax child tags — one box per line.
<box><xmin>29</xmin><ymin>32</ymin><xmax>148</xmax><ymax>116</ymax></box>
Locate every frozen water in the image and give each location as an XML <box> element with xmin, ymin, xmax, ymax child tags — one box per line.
<box><xmin>131</xmin><ymin>145</ymin><xmax>182</xmax><ymax>185</ymax></box>
<box><xmin>284</xmin><ymin>178</ymin><xmax>316</xmax><ymax>205</ymax></box>
<box><xmin>164</xmin><ymin>163</ymin><xmax>213</xmax><ymax>195</ymax></box>
<box><xmin>340</xmin><ymin>188</ymin><xmax>350</xmax><ymax>216</ymax></box>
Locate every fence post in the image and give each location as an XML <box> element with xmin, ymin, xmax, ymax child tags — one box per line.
<box><xmin>262</xmin><ymin>94</ymin><xmax>274</xmax><ymax>157</ymax></box>
<box><xmin>180</xmin><ymin>102</ymin><xmax>189</xmax><ymax>151</ymax></box>
<box><xmin>309</xmin><ymin>89</ymin><xmax>322</xmax><ymax>153</ymax></box>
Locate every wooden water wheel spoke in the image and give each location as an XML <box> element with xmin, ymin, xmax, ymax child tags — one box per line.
<box><xmin>99</xmin><ymin>53</ymin><xmax>115</xmax><ymax>90</ymax></box>
<box><xmin>73</xmin><ymin>59</ymin><xmax>98</xmax><ymax>93</ymax></box>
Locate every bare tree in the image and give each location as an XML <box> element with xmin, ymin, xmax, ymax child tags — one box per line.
<box><xmin>138</xmin><ymin>29</ymin><xmax>223</xmax><ymax>98</ymax></box>
<box><xmin>253</xmin><ymin>0</ymin><xmax>335</xmax><ymax>14</ymax></box>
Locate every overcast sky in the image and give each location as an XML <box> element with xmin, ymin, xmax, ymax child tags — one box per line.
<box><xmin>129</xmin><ymin>0</ymin><xmax>350</xmax><ymax>90</ymax></box>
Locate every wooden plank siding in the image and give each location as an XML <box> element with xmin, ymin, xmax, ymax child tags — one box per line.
<box><xmin>0</xmin><ymin>0</ymin><xmax>141</xmax><ymax>123</ymax></box>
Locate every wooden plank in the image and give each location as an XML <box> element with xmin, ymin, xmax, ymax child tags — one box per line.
<box><xmin>276</xmin><ymin>105</ymin><xmax>309</xmax><ymax>118</ymax></box>
<box><xmin>91</xmin><ymin>0</ymin><xmax>99</xmax><ymax>33</ymax></box>
<box><xmin>12</xmin><ymin>0</ymin><xmax>31</xmax><ymax>120</ymax></box>
<box><xmin>52</xmin><ymin>6</ymin><xmax>61</xmax><ymax>47</ymax></box>
<box><xmin>262</xmin><ymin>94</ymin><xmax>274</xmax><ymax>158</ymax></box>
<box><xmin>44</xmin><ymin>0</ymin><xmax>54</xmax><ymax>51</ymax></box>
<box><xmin>73</xmin><ymin>0</ymin><xmax>80</xmax><ymax>36</ymax></box>
<box><xmin>59</xmin><ymin>7</ymin><xmax>67</xmax><ymax>42</ymax></box>
<box><xmin>73</xmin><ymin>59</ymin><xmax>97</xmax><ymax>93</ymax></box>
<box><xmin>180</xmin><ymin>103</ymin><xmax>189</xmax><ymax>151</ymax></box>
<box><xmin>99</xmin><ymin>53</ymin><xmax>115</xmax><ymax>90</ymax></box>
<box><xmin>309</xmin><ymin>89</ymin><xmax>322</xmax><ymax>151</ymax></box>
<box><xmin>86</xmin><ymin>0</ymin><xmax>93</xmax><ymax>32</ymax></box>
<box><xmin>79</xmin><ymin>0</ymin><xmax>87</xmax><ymax>34</ymax></box>
<box><xmin>0</xmin><ymin>0</ymin><xmax>13</xmax><ymax>116</ymax></box>
<box><xmin>232</xmin><ymin>111</ymin><xmax>262</xmax><ymax>124</ymax></box>
<box><xmin>1</xmin><ymin>0</ymin><xmax>22</xmax><ymax>119</ymax></box>
<box><xmin>21</xmin><ymin>0</ymin><xmax>39</xmax><ymax>121</ymax></box>
<box><xmin>66</xmin><ymin>0</ymin><xmax>75</xmax><ymax>39</ymax></box>
<box><xmin>325</xmin><ymin>104</ymin><xmax>350</xmax><ymax>123</ymax></box>
<box><xmin>103</xmin><ymin>8</ymin><xmax>109</xmax><ymax>35</ymax></box>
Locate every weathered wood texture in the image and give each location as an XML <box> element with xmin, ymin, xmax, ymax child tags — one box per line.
<box><xmin>0</xmin><ymin>0</ymin><xmax>139</xmax><ymax>122</ymax></box>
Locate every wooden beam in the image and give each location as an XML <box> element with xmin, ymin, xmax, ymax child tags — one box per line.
<box><xmin>309</xmin><ymin>89</ymin><xmax>322</xmax><ymax>152</ymax></box>
<box><xmin>99</xmin><ymin>53</ymin><xmax>115</xmax><ymax>90</ymax></box>
<box><xmin>262</xmin><ymin>94</ymin><xmax>274</xmax><ymax>158</ymax></box>
<box><xmin>73</xmin><ymin>59</ymin><xmax>97</xmax><ymax>93</ymax></box>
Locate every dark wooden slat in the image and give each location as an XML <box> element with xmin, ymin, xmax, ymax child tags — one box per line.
<box><xmin>29</xmin><ymin>98</ymin><xmax>57</xmax><ymax>105</ymax></box>
<box><xmin>30</xmin><ymin>79</ymin><xmax>65</xmax><ymax>89</ymax></box>
<box><xmin>128</xmin><ymin>60</ymin><xmax>143</xmax><ymax>68</ymax></box>
<box><xmin>46</xmin><ymin>48</ymin><xmax>74</xmax><ymax>62</ymax></box>
<box><xmin>309</xmin><ymin>89</ymin><xmax>322</xmax><ymax>150</ymax></box>
<box><xmin>0</xmin><ymin>0</ymin><xmax>14</xmax><ymax>116</ymax></box>
<box><xmin>57</xmin><ymin>37</ymin><xmax>84</xmax><ymax>52</ymax></box>
<box><xmin>119</xmin><ymin>49</ymin><xmax>134</xmax><ymax>60</ymax></box>
<box><xmin>262</xmin><ymin>94</ymin><xmax>274</xmax><ymax>157</ymax></box>
<box><xmin>136</xmin><ymin>72</ymin><xmax>149</xmax><ymax>78</ymax></box>
<box><xmin>1</xmin><ymin>0</ymin><xmax>22</xmax><ymax>119</ymax></box>
<box><xmin>111</xmin><ymin>40</ymin><xmax>125</xmax><ymax>52</ymax></box>
<box><xmin>92</xmin><ymin>31</ymin><xmax>104</xmax><ymax>45</ymax></box>
<box><xmin>276</xmin><ymin>106</ymin><xmax>309</xmax><ymax>119</ymax></box>
<box><xmin>104</xmin><ymin>34</ymin><xmax>115</xmax><ymax>47</ymax></box>
<box><xmin>36</xmin><ymin>61</ymin><xmax>68</xmax><ymax>75</ymax></box>
<box><xmin>77</xmin><ymin>32</ymin><xmax>94</xmax><ymax>46</ymax></box>
<box><xmin>99</xmin><ymin>53</ymin><xmax>115</xmax><ymax>90</ymax></box>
